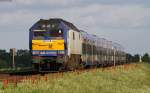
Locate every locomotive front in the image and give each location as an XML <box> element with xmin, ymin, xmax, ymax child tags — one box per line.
<box><xmin>29</xmin><ymin>19</ymin><xmax>67</xmax><ymax>71</ymax></box>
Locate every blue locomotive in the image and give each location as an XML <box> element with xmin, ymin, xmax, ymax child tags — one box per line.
<box><xmin>29</xmin><ymin>18</ymin><xmax>126</xmax><ymax>71</ymax></box>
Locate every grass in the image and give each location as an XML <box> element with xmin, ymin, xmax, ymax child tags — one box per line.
<box><xmin>0</xmin><ymin>67</ymin><xmax>32</xmax><ymax>73</ymax></box>
<box><xmin>0</xmin><ymin>63</ymin><xmax>150</xmax><ymax>93</ymax></box>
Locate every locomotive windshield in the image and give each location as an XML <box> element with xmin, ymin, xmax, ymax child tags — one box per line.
<box><xmin>33</xmin><ymin>31</ymin><xmax>46</xmax><ymax>40</ymax></box>
<box><xmin>33</xmin><ymin>29</ymin><xmax>63</xmax><ymax>40</ymax></box>
<box><xmin>50</xmin><ymin>29</ymin><xmax>63</xmax><ymax>38</ymax></box>
<box><xmin>34</xmin><ymin>31</ymin><xmax>45</xmax><ymax>37</ymax></box>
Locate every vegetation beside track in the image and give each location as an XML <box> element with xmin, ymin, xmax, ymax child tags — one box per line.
<box><xmin>0</xmin><ymin>63</ymin><xmax>150</xmax><ymax>93</ymax></box>
<box><xmin>0</xmin><ymin>67</ymin><xmax>33</xmax><ymax>74</ymax></box>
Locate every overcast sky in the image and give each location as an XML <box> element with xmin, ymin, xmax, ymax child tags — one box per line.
<box><xmin>0</xmin><ymin>0</ymin><xmax>150</xmax><ymax>54</ymax></box>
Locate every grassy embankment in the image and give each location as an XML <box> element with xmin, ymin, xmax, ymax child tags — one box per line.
<box><xmin>0</xmin><ymin>62</ymin><xmax>150</xmax><ymax>93</ymax></box>
<box><xmin>0</xmin><ymin>67</ymin><xmax>33</xmax><ymax>74</ymax></box>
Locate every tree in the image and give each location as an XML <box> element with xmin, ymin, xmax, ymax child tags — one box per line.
<box><xmin>0</xmin><ymin>49</ymin><xmax>32</xmax><ymax>68</ymax></box>
<box><xmin>133</xmin><ymin>54</ymin><xmax>140</xmax><ymax>62</ymax></box>
<box><xmin>126</xmin><ymin>53</ymin><xmax>133</xmax><ymax>63</ymax></box>
<box><xmin>0</xmin><ymin>49</ymin><xmax>11</xmax><ymax>68</ymax></box>
<box><xmin>0</xmin><ymin>59</ymin><xmax>8</xmax><ymax>68</ymax></box>
<box><xmin>142</xmin><ymin>53</ymin><xmax>150</xmax><ymax>62</ymax></box>
<box><xmin>15</xmin><ymin>49</ymin><xmax>32</xmax><ymax>67</ymax></box>
<box><xmin>0</xmin><ymin>50</ymin><xmax>6</xmax><ymax>54</ymax></box>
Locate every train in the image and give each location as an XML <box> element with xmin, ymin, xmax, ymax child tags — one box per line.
<box><xmin>29</xmin><ymin>18</ymin><xmax>126</xmax><ymax>71</ymax></box>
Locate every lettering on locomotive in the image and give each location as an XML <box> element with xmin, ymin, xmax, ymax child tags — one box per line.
<box><xmin>32</xmin><ymin>39</ymin><xmax>64</xmax><ymax>50</ymax></box>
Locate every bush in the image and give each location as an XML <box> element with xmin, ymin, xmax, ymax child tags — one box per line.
<box><xmin>142</xmin><ymin>53</ymin><xmax>150</xmax><ymax>62</ymax></box>
<box><xmin>133</xmin><ymin>54</ymin><xmax>140</xmax><ymax>62</ymax></box>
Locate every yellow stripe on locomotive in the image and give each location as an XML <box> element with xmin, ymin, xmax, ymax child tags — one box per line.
<box><xmin>32</xmin><ymin>39</ymin><xmax>64</xmax><ymax>50</ymax></box>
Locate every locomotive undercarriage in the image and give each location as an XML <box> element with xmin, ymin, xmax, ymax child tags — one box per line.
<box><xmin>32</xmin><ymin>54</ymin><xmax>83</xmax><ymax>71</ymax></box>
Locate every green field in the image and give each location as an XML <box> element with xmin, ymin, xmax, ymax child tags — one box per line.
<box><xmin>0</xmin><ymin>63</ymin><xmax>150</xmax><ymax>93</ymax></box>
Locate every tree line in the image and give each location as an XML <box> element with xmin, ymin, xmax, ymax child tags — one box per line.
<box><xmin>0</xmin><ymin>49</ymin><xmax>149</xmax><ymax>69</ymax></box>
<box><xmin>126</xmin><ymin>53</ymin><xmax>150</xmax><ymax>63</ymax></box>
<box><xmin>0</xmin><ymin>49</ymin><xmax>32</xmax><ymax>69</ymax></box>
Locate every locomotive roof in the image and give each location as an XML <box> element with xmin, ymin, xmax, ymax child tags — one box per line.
<box><xmin>37</xmin><ymin>18</ymin><xmax>80</xmax><ymax>32</ymax></box>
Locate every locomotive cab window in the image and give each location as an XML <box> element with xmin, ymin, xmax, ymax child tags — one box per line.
<box><xmin>33</xmin><ymin>31</ymin><xmax>45</xmax><ymax>39</ymax></box>
<box><xmin>73</xmin><ymin>32</ymin><xmax>75</xmax><ymax>40</ymax></box>
<box><xmin>34</xmin><ymin>31</ymin><xmax>45</xmax><ymax>36</ymax></box>
<box><xmin>50</xmin><ymin>29</ymin><xmax>63</xmax><ymax>38</ymax></box>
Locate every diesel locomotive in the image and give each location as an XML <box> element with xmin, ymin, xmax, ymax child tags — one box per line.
<box><xmin>29</xmin><ymin>18</ymin><xmax>126</xmax><ymax>71</ymax></box>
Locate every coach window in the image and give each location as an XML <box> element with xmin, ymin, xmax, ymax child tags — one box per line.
<box><xmin>73</xmin><ymin>32</ymin><xmax>75</xmax><ymax>40</ymax></box>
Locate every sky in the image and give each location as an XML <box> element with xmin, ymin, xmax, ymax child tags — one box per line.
<box><xmin>0</xmin><ymin>0</ymin><xmax>150</xmax><ymax>55</ymax></box>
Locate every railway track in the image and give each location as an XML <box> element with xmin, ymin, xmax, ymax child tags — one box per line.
<box><xmin>0</xmin><ymin>68</ymin><xmax>67</xmax><ymax>82</ymax></box>
<box><xmin>0</xmin><ymin>63</ymin><xmax>136</xmax><ymax>86</ymax></box>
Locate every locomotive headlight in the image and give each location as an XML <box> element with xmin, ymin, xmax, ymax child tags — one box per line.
<box><xmin>32</xmin><ymin>51</ymin><xmax>39</xmax><ymax>55</ymax></box>
<box><xmin>58</xmin><ymin>51</ymin><xmax>64</xmax><ymax>54</ymax></box>
<box><xmin>59</xmin><ymin>30</ymin><xmax>62</xmax><ymax>34</ymax></box>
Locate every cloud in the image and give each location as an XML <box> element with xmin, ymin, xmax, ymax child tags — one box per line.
<box><xmin>0</xmin><ymin>10</ymin><xmax>38</xmax><ymax>27</ymax></box>
<box><xmin>42</xmin><ymin>4</ymin><xmax>150</xmax><ymax>30</ymax></box>
<box><xmin>11</xmin><ymin>0</ymin><xmax>150</xmax><ymax>6</ymax></box>
<box><xmin>14</xmin><ymin>0</ymin><xmax>79</xmax><ymax>6</ymax></box>
<box><xmin>1</xmin><ymin>4</ymin><xmax>150</xmax><ymax>29</ymax></box>
<box><xmin>71</xmin><ymin>4</ymin><xmax>150</xmax><ymax>28</ymax></box>
<box><xmin>0</xmin><ymin>2</ymin><xmax>150</xmax><ymax>54</ymax></box>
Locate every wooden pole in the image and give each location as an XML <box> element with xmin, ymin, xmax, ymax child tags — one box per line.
<box><xmin>10</xmin><ymin>48</ymin><xmax>16</xmax><ymax>68</ymax></box>
<box><xmin>114</xmin><ymin>49</ymin><xmax>116</xmax><ymax>67</ymax></box>
<box><xmin>13</xmin><ymin>48</ymin><xmax>16</xmax><ymax>68</ymax></box>
<box><xmin>112</xmin><ymin>47</ymin><xmax>116</xmax><ymax>67</ymax></box>
<box><xmin>13</xmin><ymin>48</ymin><xmax>15</xmax><ymax>68</ymax></box>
